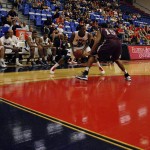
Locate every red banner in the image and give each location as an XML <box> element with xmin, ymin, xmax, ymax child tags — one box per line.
<box><xmin>128</xmin><ymin>46</ymin><xmax>150</xmax><ymax>60</ymax></box>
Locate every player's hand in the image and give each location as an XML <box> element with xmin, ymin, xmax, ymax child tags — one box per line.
<box><xmin>82</xmin><ymin>51</ymin><xmax>90</xmax><ymax>57</ymax></box>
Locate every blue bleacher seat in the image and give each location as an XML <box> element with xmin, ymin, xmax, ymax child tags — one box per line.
<box><xmin>23</xmin><ymin>7</ymin><xmax>29</xmax><ymax>15</ymax></box>
<box><xmin>0</xmin><ymin>10</ymin><xmax>8</xmax><ymax>17</ymax></box>
<box><xmin>2</xmin><ymin>26</ymin><xmax>9</xmax><ymax>33</ymax></box>
<box><xmin>35</xmin><ymin>9</ymin><xmax>41</xmax><ymax>14</ymax></box>
<box><xmin>51</xmin><ymin>4</ymin><xmax>56</xmax><ymax>11</ymax></box>
<box><xmin>64</xmin><ymin>21</ymin><xmax>70</xmax><ymax>26</ymax></box>
<box><xmin>29</xmin><ymin>12</ymin><xmax>35</xmax><ymax>20</ymax></box>
<box><xmin>35</xmin><ymin>17</ymin><xmax>42</xmax><ymax>26</ymax></box>
<box><xmin>65</xmin><ymin>25</ymin><xmax>71</xmax><ymax>32</ymax></box>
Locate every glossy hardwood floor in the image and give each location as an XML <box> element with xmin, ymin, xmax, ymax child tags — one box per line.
<box><xmin>0</xmin><ymin>60</ymin><xmax>150</xmax><ymax>150</ymax></box>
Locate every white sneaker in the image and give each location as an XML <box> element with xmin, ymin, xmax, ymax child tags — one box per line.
<box><xmin>101</xmin><ymin>70</ymin><xmax>105</xmax><ymax>75</ymax></box>
<box><xmin>16</xmin><ymin>62</ymin><xmax>23</xmax><ymax>66</ymax></box>
<box><xmin>50</xmin><ymin>67</ymin><xmax>55</xmax><ymax>74</ymax></box>
<box><xmin>0</xmin><ymin>62</ymin><xmax>7</xmax><ymax>68</ymax></box>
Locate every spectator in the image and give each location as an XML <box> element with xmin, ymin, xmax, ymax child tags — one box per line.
<box><xmin>12</xmin><ymin>21</ymin><xmax>22</xmax><ymax>35</ymax></box>
<box><xmin>0</xmin><ymin>40</ymin><xmax>7</xmax><ymax>67</ymax></box>
<box><xmin>56</xmin><ymin>15</ymin><xmax>64</xmax><ymax>25</ymax></box>
<box><xmin>7</xmin><ymin>6</ymin><xmax>18</xmax><ymax>21</ymax></box>
<box><xmin>76</xmin><ymin>18</ymin><xmax>85</xmax><ymax>31</ymax></box>
<box><xmin>0</xmin><ymin>31</ymin><xmax>23</xmax><ymax>66</ymax></box>
<box><xmin>21</xmin><ymin>22</ymin><xmax>29</xmax><ymax>31</ymax></box>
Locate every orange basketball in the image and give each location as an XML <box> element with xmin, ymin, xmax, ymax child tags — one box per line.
<box><xmin>73</xmin><ymin>49</ymin><xmax>83</xmax><ymax>58</ymax></box>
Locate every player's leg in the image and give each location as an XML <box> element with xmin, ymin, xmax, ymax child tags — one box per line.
<box><xmin>82</xmin><ymin>46</ymin><xmax>105</xmax><ymax>76</ymax></box>
<box><xmin>112</xmin><ymin>42</ymin><xmax>131</xmax><ymax>81</ymax></box>
<box><xmin>27</xmin><ymin>47</ymin><xmax>36</xmax><ymax>65</ymax></box>
<box><xmin>115</xmin><ymin>59</ymin><xmax>131</xmax><ymax>81</ymax></box>
<box><xmin>51</xmin><ymin>47</ymin><xmax>57</xmax><ymax>64</ymax></box>
<box><xmin>76</xmin><ymin>46</ymin><xmax>99</xmax><ymax>80</ymax></box>
<box><xmin>0</xmin><ymin>46</ymin><xmax>7</xmax><ymax>67</ymax></box>
<box><xmin>43</xmin><ymin>47</ymin><xmax>48</xmax><ymax>64</ymax></box>
<box><xmin>76</xmin><ymin>55</ymin><xmax>95</xmax><ymax>80</ymax></box>
<box><xmin>95</xmin><ymin>57</ymin><xmax>105</xmax><ymax>75</ymax></box>
<box><xmin>50</xmin><ymin>54</ymin><xmax>70</xmax><ymax>74</ymax></box>
<box><xmin>13</xmin><ymin>47</ymin><xmax>23</xmax><ymax>66</ymax></box>
<box><xmin>37</xmin><ymin>45</ymin><xmax>45</xmax><ymax>65</ymax></box>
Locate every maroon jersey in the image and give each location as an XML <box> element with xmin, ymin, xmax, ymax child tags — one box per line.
<box><xmin>100</xmin><ymin>28</ymin><xmax>118</xmax><ymax>42</ymax></box>
<box><xmin>96</xmin><ymin>28</ymin><xmax>122</xmax><ymax>62</ymax></box>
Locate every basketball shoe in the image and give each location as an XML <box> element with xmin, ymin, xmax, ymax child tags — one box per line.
<box><xmin>124</xmin><ymin>73</ymin><xmax>131</xmax><ymax>81</ymax></box>
<box><xmin>76</xmin><ymin>71</ymin><xmax>88</xmax><ymax>81</ymax></box>
<box><xmin>50</xmin><ymin>66</ymin><xmax>55</xmax><ymax>74</ymax></box>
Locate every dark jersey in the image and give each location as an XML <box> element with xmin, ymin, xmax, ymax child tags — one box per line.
<box><xmin>96</xmin><ymin>28</ymin><xmax>121</xmax><ymax>62</ymax></box>
<box><xmin>100</xmin><ymin>28</ymin><xmax>118</xmax><ymax>43</ymax></box>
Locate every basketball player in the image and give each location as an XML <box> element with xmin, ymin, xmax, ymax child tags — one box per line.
<box><xmin>0</xmin><ymin>31</ymin><xmax>23</xmax><ymax>66</ymax></box>
<box><xmin>39</xmin><ymin>32</ymin><xmax>56</xmax><ymax>64</ymax></box>
<box><xmin>0</xmin><ymin>40</ymin><xmax>7</xmax><ymax>67</ymax></box>
<box><xmin>26</xmin><ymin>30</ymin><xmax>44</xmax><ymax>65</ymax></box>
<box><xmin>76</xmin><ymin>23</ymin><xmax>131</xmax><ymax>81</ymax></box>
<box><xmin>50</xmin><ymin>25</ymin><xmax>105</xmax><ymax>74</ymax></box>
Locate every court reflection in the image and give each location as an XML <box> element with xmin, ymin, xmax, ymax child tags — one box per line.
<box><xmin>0</xmin><ymin>102</ymin><xmax>126</xmax><ymax>150</ymax></box>
<box><xmin>0</xmin><ymin>75</ymin><xmax>150</xmax><ymax>149</ymax></box>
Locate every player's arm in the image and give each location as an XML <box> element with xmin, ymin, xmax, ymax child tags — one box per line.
<box><xmin>35</xmin><ymin>37</ymin><xmax>42</xmax><ymax>47</ymax></box>
<box><xmin>91</xmin><ymin>29</ymin><xmax>101</xmax><ymax>55</ymax></box>
<box><xmin>47</xmin><ymin>38</ymin><xmax>53</xmax><ymax>47</ymax></box>
<box><xmin>0</xmin><ymin>39</ymin><xmax>4</xmax><ymax>49</ymax></box>
<box><xmin>70</xmin><ymin>32</ymin><xmax>75</xmax><ymax>53</ymax></box>
<box><xmin>3</xmin><ymin>39</ymin><xmax>17</xmax><ymax>50</ymax></box>
<box><xmin>26</xmin><ymin>37</ymin><xmax>37</xmax><ymax>48</ymax></box>
<box><xmin>39</xmin><ymin>37</ymin><xmax>44</xmax><ymax>46</ymax></box>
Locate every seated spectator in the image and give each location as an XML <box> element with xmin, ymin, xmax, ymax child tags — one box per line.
<box><xmin>12</xmin><ymin>0</ymin><xmax>21</xmax><ymax>8</ymax></box>
<box><xmin>76</xmin><ymin>18</ymin><xmax>85</xmax><ymax>31</ymax></box>
<box><xmin>53</xmin><ymin>33</ymin><xmax>67</xmax><ymax>61</ymax></box>
<box><xmin>44</xmin><ymin>17</ymin><xmax>52</xmax><ymax>26</ymax></box>
<box><xmin>2</xmin><ymin>15</ymin><xmax>12</xmax><ymax>27</ymax></box>
<box><xmin>41</xmin><ymin>0</ymin><xmax>49</xmax><ymax>9</ymax></box>
<box><xmin>53</xmin><ymin>9</ymin><xmax>60</xmax><ymax>20</ymax></box>
<box><xmin>56</xmin><ymin>15</ymin><xmax>64</xmax><ymax>25</ymax></box>
<box><xmin>39</xmin><ymin>32</ymin><xmax>56</xmax><ymax>63</ymax></box>
<box><xmin>116</xmin><ymin>24</ymin><xmax>125</xmax><ymax>41</ymax></box>
<box><xmin>29</xmin><ymin>26</ymin><xmax>34</xmax><ymax>32</ymax></box>
<box><xmin>49</xmin><ymin>23</ymin><xmax>57</xmax><ymax>41</ymax></box>
<box><xmin>26</xmin><ymin>30</ymin><xmax>44</xmax><ymax>65</ymax></box>
<box><xmin>43</xmin><ymin>25</ymin><xmax>50</xmax><ymax>35</ymax></box>
<box><xmin>12</xmin><ymin>21</ymin><xmax>22</xmax><ymax>35</ymax></box>
<box><xmin>21</xmin><ymin>22</ymin><xmax>29</xmax><ymax>31</ymax></box>
<box><xmin>57</xmin><ymin>24</ymin><xmax>64</xmax><ymax>34</ymax></box>
<box><xmin>130</xmin><ymin>34</ymin><xmax>140</xmax><ymax>45</ymax></box>
<box><xmin>90</xmin><ymin>20</ymin><xmax>98</xmax><ymax>32</ymax></box>
<box><xmin>9</xmin><ymin>30</ymin><xmax>18</xmax><ymax>46</ymax></box>
<box><xmin>7</xmin><ymin>6</ymin><xmax>19</xmax><ymax>21</ymax></box>
<box><xmin>0</xmin><ymin>40</ymin><xmax>7</xmax><ymax>67</ymax></box>
<box><xmin>0</xmin><ymin>31</ymin><xmax>23</xmax><ymax>66</ymax></box>
<box><xmin>32</xmin><ymin>0</ymin><xmax>41</xmax><ymax>9</ymax></box>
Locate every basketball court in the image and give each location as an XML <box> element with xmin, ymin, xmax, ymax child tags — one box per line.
<box><xmin>0</xmin><ymin>60</ymin><xmax>150</xmax><ymax>150</ymax></box>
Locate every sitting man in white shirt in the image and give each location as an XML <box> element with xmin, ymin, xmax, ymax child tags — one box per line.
<box><xmin>0</xmin><ymin>31</ymin><xmax>23</xmax><ymax>66</ymax></box>
<box><xmin>9</xmin><ymin>30</ymin><xmax>18</xmax><ymax>46</ymax></box>
<box><xmin>0</xmin><ymin>40</ymin><xmax>7</xmax><ymax>67</ymax></box>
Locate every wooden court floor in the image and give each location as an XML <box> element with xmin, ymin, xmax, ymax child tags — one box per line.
<box><xmin>0</xmin><ymin>60</ymin><xmax>150</xmax><ymax>150</ymax></box>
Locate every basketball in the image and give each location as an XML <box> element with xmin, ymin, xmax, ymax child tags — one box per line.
<box><xmin>73</xmin><ymin>49</ymin><xmax>83</xmax><ymax>58</ymax></box>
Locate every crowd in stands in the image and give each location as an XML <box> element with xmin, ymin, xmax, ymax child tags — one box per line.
<box><xmin>0</xmin><ymin>0</ymin><xmax>150</xmax><ymax>67</ymax></box>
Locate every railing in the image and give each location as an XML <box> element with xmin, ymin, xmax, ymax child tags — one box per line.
<box><xmin>1</xmin><ymin>3</ymin><xmax>12</xmax><ymax>9</ymax></box>
<box><xmin>134</xmin><ymin>2</ymin><xmax>150</xmax><ymax>15</ymax></box>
